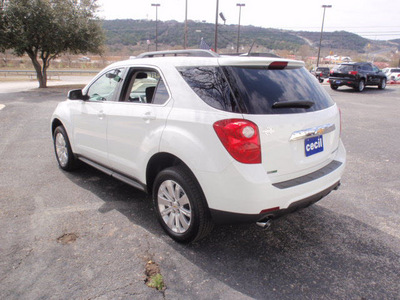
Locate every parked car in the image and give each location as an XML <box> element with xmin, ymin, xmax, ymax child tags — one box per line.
<box><xmin>329</xmin><ymin>62</ymin><xmax>387</xmax><ymax>92</ymax></box>
<box><xmin>383</xmin><ymin>67</ymin><xmax>400</xmax><ymax>82</ymax></box>
<box><xmin>78</xmin><ymin>56</ymin><xmax>91</xmax><ymax>62</ymax></box>
<box><xmin>51</xmin><ymin>50</ymin><xmax>346</xmax><ymax>243</ymax></box>
<box><xmin>311</xmin><ymin>67</ymin><xmax>330</xmax><ymax>83</ymax></box>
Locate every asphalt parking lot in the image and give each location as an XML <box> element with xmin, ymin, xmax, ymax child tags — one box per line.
<box><xmin>0</xmin><ymin>79</ymin><xmax>399</xmax><ymax>299</ymax></box>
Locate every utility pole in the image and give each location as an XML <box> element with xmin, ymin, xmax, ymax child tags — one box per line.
<box><xmin>184</xmin><ymin>0</ymin><xmax>188</xmax><ymax>49</ymax></box>
<box><xmin>151</xmin><ymin>3</ymin><xmax>161</xmax><ymax>51</ymax></box>
<box><xmin>236</xmin><ymin>3</ymin><xmax>245</xmax><ymax>53</ymax></box>
<box><xmin>214</xmin><ymin>0</ymin><xmax>219</xmax><ymax>52</ymax></box>
<box><xmin>317</xmin><ymin>4</ymin><xmax>332</xmax><ymax>67</ymax></box>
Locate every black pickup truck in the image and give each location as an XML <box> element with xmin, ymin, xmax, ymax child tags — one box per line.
<box><xmin>329</xmin><ymin>62</ymin><xmax>387</xmax><ymax>92</ymax></box>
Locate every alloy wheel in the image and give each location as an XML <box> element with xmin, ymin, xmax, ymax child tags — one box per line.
<box><xmin>157</xmin><ymin>180</ymin><xmax>192</xmax><ymax>233</ymax></box>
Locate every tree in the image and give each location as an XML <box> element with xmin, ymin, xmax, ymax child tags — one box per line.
<box><xmin>0</xmin><ymin>0</ymin><xmax>104</xmax><ymax>88</ymax></box>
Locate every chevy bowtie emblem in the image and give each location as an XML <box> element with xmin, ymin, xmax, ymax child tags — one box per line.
<box><xmin>316</xmin><ymin>128</ymin><xmax>324</xmax><ymax>135</ymax></box>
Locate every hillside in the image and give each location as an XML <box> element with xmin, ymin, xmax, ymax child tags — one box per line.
<box><xmin>102</xmin><ymin>19</ymin><xmax>399</xmax><ymax>55</ymax></box>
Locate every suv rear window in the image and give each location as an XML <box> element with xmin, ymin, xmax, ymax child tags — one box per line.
<box><xmin>178</xmin><ymin>66</ymin><xmax>334</xmax><ymax>115</ymax></box>
<box><xmin>335</xmin><ymin>64</ymin><xmax>356</xmax><ymax>72</ymax></box>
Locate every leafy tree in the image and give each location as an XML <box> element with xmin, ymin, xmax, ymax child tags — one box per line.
<box><xmin>0</xmin><ymin>0</ymin><xmax>104</xmax><ymax>88</ymax></box>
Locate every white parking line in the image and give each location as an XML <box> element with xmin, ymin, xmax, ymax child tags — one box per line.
<box><xmin>0</xmin><ymin>104</ymin><xmax>5</xmax><ymax>110</ymax></box>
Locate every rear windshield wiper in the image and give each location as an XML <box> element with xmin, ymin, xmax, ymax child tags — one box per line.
<box><xmin>272</xmin><ymin>100</ymin><xmax>314</xmax><ymax>109</ymax></box>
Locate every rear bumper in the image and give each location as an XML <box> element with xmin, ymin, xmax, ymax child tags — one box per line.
<box><xmin>210</xmin><ymin>181</ymin><xmax>340</xmax><ymax>224</ymax></box>
<box><xmin>196</xmin><ymin>140</ymin><xmax>346</xmax><ymax>223</ymax></box>
<box><xmin>329</xmin><ymin>77</ymin><xmax>357</xmax><ymax>87</ymax></box>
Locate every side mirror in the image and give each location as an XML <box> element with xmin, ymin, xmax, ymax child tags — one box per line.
<box><xmin>68</xmin><ymin>89</ymin><xmax>88</xmax><ymax>100</ymax></box>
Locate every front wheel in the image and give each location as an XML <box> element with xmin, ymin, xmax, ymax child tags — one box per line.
<box><xmin>153</xmin><ymin>166</ymin><xmax>213</xmax><ymax>243</ymax></box>
<box><xmin>378</xmin><ymin>78</ymin><xmax>386</xmax><ymax>90</ymax></box>
<box><xmin>53</xmin><ymin>126</ymin><xmax>79</xmax><ymax>171</ymax></box>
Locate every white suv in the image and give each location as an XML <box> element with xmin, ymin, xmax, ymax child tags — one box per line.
<box><xmin>51</xmin><ymin>50</ymin><xmax>346</xmax><ymax>243</ymax></box>
<box><xmin>383</xmin><ymin>67</ymin><xmax>400</xmax><ymax>82</ymax></box>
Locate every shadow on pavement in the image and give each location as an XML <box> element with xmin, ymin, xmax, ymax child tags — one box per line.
<box><xmin>64</xmin><ymin>164</ymin><xmax>400</xmax><ymax>299</ymax></box>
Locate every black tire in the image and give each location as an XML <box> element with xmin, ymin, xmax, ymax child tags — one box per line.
<box><xmin>330</xmin><ymin>84</ymin><xmax>338</xmax><ymax>90</ymax></box>
<box><xmin>153</xmin><ymin>166</ymin><xmax>214</xmax><ymax>243</ymax></box>
<box><xmin>355</xmin><ymin>79</ymin><xmax>365</xmax><ymax>92</ymax></box>
<box><xmin>53</xmin><ymin>125</ymin><xmax>79</xmax><ymax>171</ymax></box>
<box><xmin>319</xmin><ymin>77</ymin><xmax>324</xmax><ymax>83</ymax></box>
<box><xmin>378</xmin><ymin>78</ymin><xmax>386</xmax><ymax>90</ymax></box>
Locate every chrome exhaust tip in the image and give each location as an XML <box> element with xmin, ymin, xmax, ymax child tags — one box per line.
<box><xmin>256</xmin><ymin>219</ymin><xmax>272</xmax><ymax>230</ymax></box>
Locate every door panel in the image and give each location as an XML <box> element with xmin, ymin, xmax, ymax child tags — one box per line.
<box><xmin>106</xmin><ymin>68</ymin><xmax>172</xmax><ymax>183</ymax></box>
<box><xmin>72</xmin><ymin>68</ymin><xmax>124</xmax><ymax>165</ymax></box>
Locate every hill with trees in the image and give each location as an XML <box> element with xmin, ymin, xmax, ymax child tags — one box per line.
<box><xmin>102</xmin><ymin>19</ymin><xmax>399</xmax><ymax>55</ymax></box>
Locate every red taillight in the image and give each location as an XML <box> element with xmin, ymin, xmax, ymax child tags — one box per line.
<box><xmin>260</xmin><ymin>207</ymin><xmax>280</xmax><ymax>214</ymax></box>
<box><xmin>268</xmin><ymin>61</ymin><xmax>288</xmax><ymax>70</ymax></box>
<box><xmin>348</xmin><ymin>71</ymin><xmax>358</xmax><ymax>75</ymax></box>
<box><xmin>213</xmin><ymin>119</ymin><xmax>261</xmax><ymax>164</ymax></box>
<box><xmin>330</xmin><ymin>70</ymin><xmax>334</xmax><ymax>74</ymax></box>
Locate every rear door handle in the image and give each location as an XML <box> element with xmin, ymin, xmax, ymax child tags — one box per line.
<box><xmin>97</xmin><ymin>110</ymin><xmax>105</xmax><ymax>119</ymax></box>
<box><xmin>142</xmin><ymin>111</ymin><xmax>156</xmax><ymax>121</ymax></box>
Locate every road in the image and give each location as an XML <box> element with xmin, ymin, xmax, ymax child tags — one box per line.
<box><xmin>0</xmin><ymin>79</ymin><xmax>399</xmax><ymax>299</ymax></box>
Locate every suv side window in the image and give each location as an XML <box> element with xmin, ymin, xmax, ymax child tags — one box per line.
<box><xmin>372</xmin><ymin>65</ymin><xmax>379</xmax><ymax>72</ymax></box>
<box><xmin>362</xmin><ymin>64</ymin><xmax>373</xmax><ymax>72</ymax></box>
<box><xmin>122</xmin><ymin>68</ymin><xmax>169</xmax><ymax>104</ymax></box>
<box><xmin>178</xmin><ymin>66</ymin><xmax>240</xmax><ymax>113</ymax></box>
<box><xmin>152</xmin><ymin>78</ymin><xmax>170</xmax><ymax>105</ymax></box>
<box><xmin>87</xmin><ymin>68</ymin><xmax>124</xmax><ymax>101</ymax></box>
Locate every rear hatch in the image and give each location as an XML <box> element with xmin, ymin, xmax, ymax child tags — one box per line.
<box><xmin>317</xmin><ymin>67</ymin><xmax>330</xmax><ymax>78</ymax></box>
<box><xmin>330</xmin><ymin>64</ymin><xmax>357</xmax><ymax>80</ymax></box>
<box><xmin>221</xmin><ymin>62</ymin><xmax>341</xmax><ymax>182</ymax></box>
<box><xmin>178</xmin><ymin>59</ymin><xmax>341</xmax><ymax>182</ymax></box>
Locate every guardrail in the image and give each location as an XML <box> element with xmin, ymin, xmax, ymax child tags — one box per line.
<box><xmin>0</xmin><ymin>70</ymin><xmax>99</xmax><ymax>79</ymax></box>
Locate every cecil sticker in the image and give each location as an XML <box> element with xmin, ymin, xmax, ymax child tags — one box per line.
<box><xmin>305</xmin><ymin>135</ymin><xmax>324</xmax><ymax>157</ymax></box>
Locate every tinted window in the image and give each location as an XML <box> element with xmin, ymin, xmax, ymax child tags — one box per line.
<box><xmin>223</xmin><ymin>66</ymin><xmax>334</xmax><ymax>114</ymax></box>
<box><xmin>178</xmin><ymin>67</ymin><xmax>241</xmax><ymax>112</ymax></box>
<box><xmin>179</xmin><ymin>66</ymin><xmax>334</xmax><ymax>114</ymax></box>
<box><xmin>390</xmin><ymin>69</ymin><xmax>400</xmax><ymax>73</ymax></box>
<box><xmin>362</xmin><ymin>64</ymin><xmax>373</xmax><ymax>71</ymax></box>
<box><xmin>153</xmin><ymin>78</ymin><xmax>169</xmax><ymax>105</ymax></box>
<box><xmin>337</xmin><ymin>65</ymin><xmax>355</xmax><ymax>72</ymax></box>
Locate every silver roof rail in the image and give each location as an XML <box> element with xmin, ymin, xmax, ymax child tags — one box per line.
<box><xmin>136</xmin><ymin>49</ymin><xmax>219</xmax><ymax>58</ymax></box>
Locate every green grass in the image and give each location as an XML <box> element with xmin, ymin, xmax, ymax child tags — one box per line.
<box><xmin>147</xmin><ymin>273</ymin><xmax>165</xmax><ymax>291</ymax></box>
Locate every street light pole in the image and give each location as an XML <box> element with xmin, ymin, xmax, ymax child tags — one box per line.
<box><xmin>184</xmin><ymin>0</ymin><xmax>188</xmax><ymax>49</ymax></box>
<box><xmin>151</xmin><ymin>3</ymin><xmax>160</xmax><ymax>51</ymax></box>
<box><xmin>236</xmin><ymin>3</ymin><xmax>245</xmax><ymax>53</ymax></box>
<box><xmin>317</xmin><ymin>4</ymin><xmax>332</xmax><ymax>67</ymax></box>
<box><xmin>214</xmin><ymin>0</ymin><xmax>219</xmax><ymax>52</ymax></box>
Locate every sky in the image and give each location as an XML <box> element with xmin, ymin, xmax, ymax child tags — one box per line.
<box><xmin>97</xmin><ymin>0</ymin><xmax>400</xmax><ymax>41</ymax></box>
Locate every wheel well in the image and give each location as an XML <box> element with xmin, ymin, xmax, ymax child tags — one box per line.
<box><xmin>51</xmin><ymin>119</ymin><xmax>63</xmax><ymax>136</ymax></box>
<box><xmin>146</xmin><ymin>153</ymin><xmax>189</xmax><ymax>195</ymax></box>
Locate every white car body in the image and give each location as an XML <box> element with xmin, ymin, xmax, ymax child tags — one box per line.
<box><xmin>383</xmin><ymin>67</ymin><xmax>400</xmax><ymax>82</ymax></box>
<box><xmin>51</xmin><ymin>50</ymin><xmax>346</xmax><ymax>242</ymax></box>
